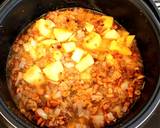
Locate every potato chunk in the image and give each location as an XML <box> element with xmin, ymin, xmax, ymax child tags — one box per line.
<box><xmin>41</xmin><ymin>39</ymin><xmax>57</xmax><ymax>46</ymax></box>
<box><xmin>84</xmin><ymin>32</ymin><xmax>102</xmax><ymax>50</ymax></box>
<box><xmin>76</xmin><ymin>54</ymin><xmax>94</xmax><ymax>72</ymax></box>
<box><xmin>106</xmin><ymin>54</ymin><xmax>116</xmax><ymax>65</ymax></box>
<box><xmin>54</xmin><ymin>28</ymin><xmax>72</xmax><ymax>42</ymax></box>
<box><xmin>103</xmin><ymin>29</ymin><xmax>120</xmax><ymax>39</ymax></box>
<box><xmin>24</xmin><ymin>40</ymin><xmax>37</xmax><ymax>59</ymax></box>
<box><xmin>71</xmin><ymin>48</ymin><xmax>85</xmax><ymax>63</ymax></box>
<box><xmin>126</xmin><ymin>35</ymin><xmax>135</xmax><ymax>47</ymax></box>
<box><xmin>53</xmin><ymin>51</ymin><xmax>63</xmax><ymax>61</ymax></box>
<box><xmin>80</xmin><ymin>68</ymin><xmax>91</xmax><ymax>80</ymax></box>
<box><xmin>120</xmin><ymin>47</ymin><xmax>132</xmax><ymax>56</ymax></box>
<box><xmin>23</xmin><ymin>65</ymin><xmax>44</xmax><ymax>85</ymax></box>
<box><xmin>43</xmin><ymin>61</ymin><xmax>64</xmax><ymax>81</ymax></box>
<box><xmin>62</xmin><ymin>42</ymin><xmax>76</xmax><ymax>52</ymax></box>
<box><xmin>102</xmin><ymin>16</ymin><xmax>114</xmax><ymax>28</ymax></box>
<box><xmin>24</xmin><ymin>38</ymin><xmax>36</xmax><ymax>52</ymax></box>
<box><xmin>36</xmin><ymin>19</ymin><xmax>55</xmax><ymax>37</ymax></box>
<box><xmin>109</xmin><ymin>41</ymin><xmax>132</xmax><ymax>55</ymax></box>
<box><xmin>120</xmin><ymin>30</ymin><xmax>129</xmax><ymax>37</ymax></box>
<box><xmin>85</xmin><ymin>22</ymin><xmax>94</xmax><ymax>32</ymax></box>
<box><xmin>24</xmin><ymin>38</ymin><xmax>46</xmax><ymax>60</ymax></box>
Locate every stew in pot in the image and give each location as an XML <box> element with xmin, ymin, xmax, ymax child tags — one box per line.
<box><xmin>6</xmin><ymin>8</ymin><xmax>144</xmax><ymax>128</ymax></box>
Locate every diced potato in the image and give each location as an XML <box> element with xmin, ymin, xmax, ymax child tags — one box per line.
<box><xmin>80</xmin><ymin>69</ymin><xmax>91</xmax><ymax>80</ymax></box>
<box><xmin>41</xmin><ymin>39</ymin><xmax>57</xmax><ymax>46</ymax></box>
<box><xmin>24</xmin><ymin>39</ymin><xmax>39</xmax><ymax>60</ymax></box>
<box><xmin>102</xmin><ymin>16</ymin><xmax>114</xmax><ymax>28</ymax></box>
<box><xmin>29</xmin><ymin>38</ymin><xmax>37</xmax><ymax>46</ymax></box>
<box><xmin>117</xmin><ymin>37</ymin><xmax>125</xmax><ymax>43</ymax></box>
<box><xmin>23</xmin><ymin>65</ymin><xmax>44</xmax><ymax>85</ymax></box>
<box><xmin>62</xmin><ymin>42</ymin><xmax>76</xmax><ymax>52</ymax></box>
<box><xmin>36</xmin><ymin>45</ymin><xmax>46</xmax><ymax>59</ymax></box>
<box><xmin>36</xmin><ymin>19</ymin><xmax>55</xmax><ymax>37</ymax></box>
<box><xmin>26</xmin><ymin>43</ymin><xmax>46</xmax><ymax>60</ymax></box>
<box><xmin>106</xmin><ymin>54</ymin><xmax>115</xmax><ymax>65</ymax></box>
<box><xmin>24</xmin><ymin>38</ymin><xmax>36</xmax><ymax>51</ymax></box>
<box><xmin>64</xmin><ymin>62</ymin><xmax>75</xmax><ymax>68</ymax></box>
<box><xmin>49</xmin><ymin>74</ymin><xmax>59</xmax><ymax>82</ymax></box>
<box><xmin>53</xmin><ymin>28</ymin><xmax>72</xmax><ymax>42</ymax></box>
<box><xmin>29</xmin><ymin>48</ymin><xmax>37</xmax><ymax>60</ymax></box>
<box><xmin>71</xmin><ymin>48</ymin><xmax>85</xmax><ymax>63</ymax></box>
<box><xmin>120</xmin><ymin>47</ymin><xmax>132</xmax><ymax>55</ymax></box>
<box><xmin>126</xmin><ymin>35</ymin><xmax>135</xmax><ymax>47</ymax></box>
<box><xmin>43</xmin><ymin>61</ymin><xmax>64</xmax><ymax>81</ymax></box>
<box><xmin>85</xmin><ymin>22</ymin><xmax>94</xmax><ymax>32</ymax></box>
<box><xmin>97</xmin><ymin>39</ymin><xmax>111</xmax><ymax>52</ymax></box>
<box><xmin>35</xmin><ymin>36</ymin><xmax>45</xmax><ymax>42</ymax></box>
<box><xmin>84</xmin><ymin>32</ymin><xmax>102</xmax><ymax>50</ymax></box>
<box><xmin>104</xmin><ymin>29</ymin><xmax>120</xmax><ymax>39</ymax></box>
<box><xmin>119</xmin><ymin>30</ymin><xmax>129</xmax><ymax>37</ymax></box>
<box><xmin>76</xmin><ymin>54</ymin><xmax>94</xmax><ymax>72</ymax></box>
<box><xmin>109</xmin><ymin>40</ymin><xmax>120</xmax><ymax>51</ymax></box>
<box><xmin>68</xmin><ymin>34</ymin><xmax>77</xmax><ymax>42</ymax></box>
<box><xmin>53</xmin><ymin>51</ymin><xmax>63</xmax><ymax>61</ymax></box>
<box><xmin>109</xmin><ymin>41</ymin><xmax>132</xmax><ymax>55</ymax></box>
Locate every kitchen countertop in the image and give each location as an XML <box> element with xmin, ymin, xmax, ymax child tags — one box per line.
<box><xmin>0</xmin><ymin>0</ymin><xmax>160</xmax><ymax>128</ymax></box>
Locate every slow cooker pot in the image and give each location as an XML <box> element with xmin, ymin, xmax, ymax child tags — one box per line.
<box><xmin>0</xmin><ymin>0</ymin><xmax>160</xmax><ymax>128</ymax></box>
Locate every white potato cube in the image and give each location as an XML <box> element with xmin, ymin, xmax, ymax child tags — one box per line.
<box><xmin>76</xmin><ymin>54</ymin><xmax>94</xmax><ymax>72</ymax></box>
<box><xmin>80</xmin><ymin>69</ymin><xmax>91</xmax><ymax>80</ymax></box>
<box><xmin>85</xmin><ymin>22</ymin><xmax>94</xmax><ymax>32</ymax></box>
<box><xmin>24</xmin><ymin>38</ymin><xmax>36</xmax><ymax>52</ymax></box>
<box><xmin>23</xmin><ymin>65</ymin><xmax>44</xmax><ymax>85</ymax></box>
<box><xmin>84</xmin><ymin>32</ymin><xmax>102</xmax><ymax>50</ymax></box>
<box><xmin>62</xmin><ymin>42</ymin><xmax>76</xmax><ymax>52</ymax></box>
<box><xmin>43</xmin><ymin>61</ymin><xmax>64</xmax><ymax>81</ymax></box>
<box><xmin>120</xmin><ymin>47</ymin><xmax>132</xmax><ymax>55</ymax></box>
<box><xmin>71</xmin><ymin>48</ymin><xmax>84</xmax><ymax>63</ymax></box>
<box><xmin>53</xmin><ymin>51</ymin><xmax>63</xmax><ymax>61</ymax></box>
<box><xmin>54</xmin><ymin>28</ymin><xmax>72</xmax><ymax>42</ymax></box>
<box><xmin>36</xmin><ymin>45</ymin><xmax>46</xmax><ymax>59</ymax></box>
<box><xmin>126</xmin><ymin>35</ymin><xmax>135</xmax><ymax>47</ymax></box>
<box><xmin>36</xmin><ymin>19</ymin><xmax>55</xmax><ymax>37</ymax></box>
<box><xmin>104</xmin><ymin>29</ymin><xmax>120</xmax><ymax>39</ymax></box>
<box><xmin>103</xmin><ymin>16</ymin><xmax>114</xmax><ymax>28</ymax></box>
<box><xmin>41</xmin><ymin>39</ymin><xmax>57</xmax><ymax>46</ymax></box>
<box><xmin>109</xmin><ymin>41</ymin><xmax>132</xmax><ymax>55</ymax></box>
<box><xmin>120</xmin><ymin>30</ymin><xmax>129</xmax><ymax>37</ymax></box>
<box><xmin>109</xmin><ymin>40</ymin><xmax>119</xmax><ymax>50</ymax></box>
<box><xmin>23</xmin><ymin>39</ymin><xmax>38</xmax><ymax>60</ymax></box>
<box><xmin>106</xmin><ymin>54</ymin><xmax>115</xmax><ymax>65</ymax></box>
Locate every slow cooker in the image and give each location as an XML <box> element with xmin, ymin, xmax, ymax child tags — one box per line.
<box><xmin>0</xmin><ymin>0</ymin><xmax>160</xmax><ymax>128</ymax></box>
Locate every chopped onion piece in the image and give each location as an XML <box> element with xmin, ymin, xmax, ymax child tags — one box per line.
<box><xmin>54</xmin><ymin>108</ymin><xmax>61</xmax><ymax>117</ymax></box>
<box><xmin>107</xmin><ymin>112</ymin><xmax>115</xmax><ymax>121</ymax></box>
<box><xmin>121</xmin><ymin>81</ymin><xmax>129</xmax><ymax>90</ymax></box>
<box><xmin>92</xmin><ymin>112</ymin><xmax>104</xmax><ymax>127</ymax></box>
<box><xmin>36</xmin><ymin>108</ymin><xmax>48</xmax><ymax>119</ymax></box>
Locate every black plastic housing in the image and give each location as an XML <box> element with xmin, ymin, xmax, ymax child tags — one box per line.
<box><xmin>0</xmin><ymin>0</ymin><xmax>160</xmax><ymax>128</ymax></box>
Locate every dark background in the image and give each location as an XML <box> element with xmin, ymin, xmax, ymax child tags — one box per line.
<box><xmin>0</xmin><ymin>0</ymin><xmax>160</xmax><ymax>128</ymax></box>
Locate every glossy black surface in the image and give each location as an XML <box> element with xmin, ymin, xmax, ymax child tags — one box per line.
<box><xmin>0</xmin><ymin>0</ymin><xmax>160</xmax><ymax>128</ymax></box>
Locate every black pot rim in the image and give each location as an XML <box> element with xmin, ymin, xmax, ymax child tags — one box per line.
<box><xmin>0</xmin><ymin>0</ymin><xmax>160</xmax><ymax>128</ymax></box>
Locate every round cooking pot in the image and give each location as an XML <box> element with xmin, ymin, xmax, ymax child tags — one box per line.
<box><xmin>0</xmin><ymin>0</ymin><xmax>160</xmax><ymax>128</ymax></box>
